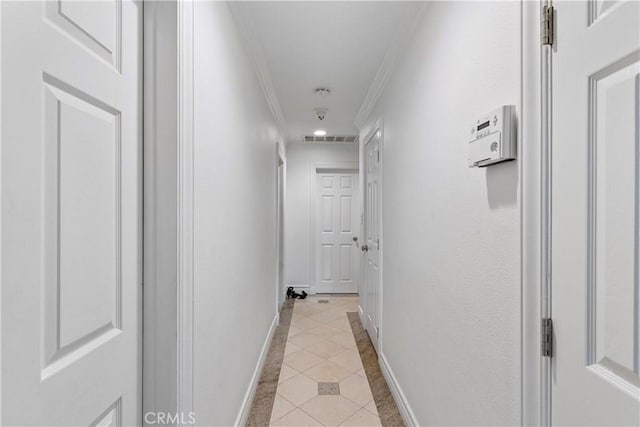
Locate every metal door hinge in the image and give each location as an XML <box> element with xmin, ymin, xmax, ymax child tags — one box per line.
<box><xmin>541</xmin><ymin>318</ymin><xmax>553</xmax><ymax>357</ymax></box>
<box><xmin>542</xmin><ymin>5</ymin><xmax>555</xmax><ymax>46</ymax></box>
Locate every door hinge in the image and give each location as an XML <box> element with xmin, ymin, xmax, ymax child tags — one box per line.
<box><xmin>541</xmin><ymin>5</ymin><xmax>555</xmax><ymax>46</ymax></box>
<box><xmin>541</xmin><ymin>318</ymin><xmax>553</xmax><ymax>357</ymax></box>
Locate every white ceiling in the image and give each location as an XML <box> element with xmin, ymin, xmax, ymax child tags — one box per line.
<box><xmin>235</xmin><ymin>1</ymin><xmax>423</xmax><ymax>144</ymax></box>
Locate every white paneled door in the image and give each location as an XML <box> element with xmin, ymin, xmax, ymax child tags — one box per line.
<box><xmin>550</xmin><ymin>1</ymin><xmax>640</xmax><ymax>424</ymax></box>
<box><xmin>2</xmin><ymin>1</ymin><xmax>142</xmax><ymax>425</ymax></box>
<box><xmin>316</xmin><ymin>171</ymin><xmax>360</xmax><ymax>294</ymax></box>
<box><xmin>363</xmin><ymin>130</ymin><xmax>381</xmax><ymax>350</ymax></box>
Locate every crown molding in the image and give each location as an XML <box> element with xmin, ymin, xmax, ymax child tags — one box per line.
<box><xmin>228</xmin><ymin>3</ymin><xmax>288</xmax><ymax>137</ymax></box>
<box><xmin>354</xmin><ymin>3</ymin><xmax>429</xmax><ymax>129</ymax></box>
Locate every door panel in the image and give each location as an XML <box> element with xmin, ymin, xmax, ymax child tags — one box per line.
<box><xmin>1</xmin><ymin>1</ymin><xmax>141</xmax><ymax>425</ymax></box>
<box><xmin>551</xmin><ymin>0</ymin><xmax>640</xmax><ymax>424</ymax></box>
<box><xmin>591</xmin><ymin>55</ymin><xmax>639</xmax><ymax>387</ymax></box>
<box><xmin>316</xmin><ymin>171</ymin><xmax>359</xmax><ymax>293</ymax></box>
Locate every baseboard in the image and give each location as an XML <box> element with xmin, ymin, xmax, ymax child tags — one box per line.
<box><xmin>358</xmin><ymin>305</ymin><xmax>365</xmax><ymax>326</ymax></box>
<box><xmin>379</xmin><ymin>352</ymin><xmax>419</xmax><ymax>427</ymax></box>
<box><xmin>234</xmin><ymin>313</ymin><xmax>279</xmax><ymax>427</ymax></box>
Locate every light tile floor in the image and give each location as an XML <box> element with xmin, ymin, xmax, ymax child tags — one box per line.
<box><xmin>269</xmin><ymin>296</ymin><xmax>382</xmax><ymax>427</ymax></box>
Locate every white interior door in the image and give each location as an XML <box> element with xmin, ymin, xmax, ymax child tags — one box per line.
<box><xmin>550</xmin><ymin>0</ymin><xmax>640</xmax><ymax>424</ymax></box>
<box><xmin>316</xmin><ymin>171</ymin><xmax>359</xmax><ymax>294</ymax></box>
<box><xmin>363</xmin><ymin>131</ymin><xmax>381</xmax><ymax>350</ymax></box>
<box><xmin>1</xmin><ymin>1</ymin><xmax>142</xmax><ymax>425</ymax></box>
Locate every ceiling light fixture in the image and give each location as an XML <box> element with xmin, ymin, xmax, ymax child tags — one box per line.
<box><xmin>314</xmin><ymin>88</ymin><xmax>331</xmax><ymax>97</ymax></box>
<box><xmin>314</xmin><ymin>129</ymin><xmax>327</xmax><ymax>137</ymax></box>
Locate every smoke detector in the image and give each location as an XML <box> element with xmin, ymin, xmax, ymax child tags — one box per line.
<box><xmin>314</xmin><ymin>108</ymin><xmax>328</xmax><ymax>121</ymax></box>
<box><xmin>314</xmin><ymin>87</ymin><xmax>331</xmax><ymax>97</ymax></box>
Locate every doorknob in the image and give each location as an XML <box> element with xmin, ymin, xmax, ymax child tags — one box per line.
<box><xmin>361</xmin><ymin>244</ymin><xmax>369</xmax><ymax>252</ymax></box>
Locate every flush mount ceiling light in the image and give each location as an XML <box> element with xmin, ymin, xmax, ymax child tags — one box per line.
<box><xmin>314</xmin><ymin>129</ymin><xmax>327</xmax><ymax>136</ymax></box>
<box><xmin>314</xmin><ymin>87</ymin><xmax>331</xmax><ymax>97</ymax></box>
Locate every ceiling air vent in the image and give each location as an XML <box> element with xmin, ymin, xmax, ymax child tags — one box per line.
<box><xmin>303</xmin><ymin>135</ymin><xmax>359</xmax><ymax>143</ymax></box>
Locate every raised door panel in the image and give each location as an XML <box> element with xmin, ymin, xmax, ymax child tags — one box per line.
<box><xmin>589</xmin><ymin>55</ymin><xmax>640</xmax><ymax>394</ymax></box>
<box><xmin>321</xmin><ymin>245</ymin><xmax>333</xmax><ymax>281</ymax></box>
<box><xmin>321</xmin><ymin>176</ymin><xmax>334</xmax><ymax>189</ymax></box>
<box><xmin>339</xmin><ymin>244</ymin><xmax>352</xmax><ymax>281</ymax></box>
<box><xmin>340</xmin><ymin>175</ymin><xmax>352</xmax><ymax>189</ymax></box>
<box><xmin>340</xmin><ymin>195</ymin><xmax>353</xmax><ymax>233</ymax></box>
<box><xmin>321</xmin><ymin>196</ymin><xmax>334</xmax><ymax>233</ymax></box>
<box><xmin>42</xmin><ymin>75</ymin><xmax>122</xmax><ymax>378</ymax></box>
<box><xmin>589</xmin><ymin>0</ymin><xmax>622</xmax><ymax>25</ymax></box>
<box><xmin>91</xmin><ymin>398</ymin><xmax>122</xmax><ymax>427</ymax></box>
<box><xmin>45</xmin><ymin>0</ymin><xmax>121</xmax><ymax>71</ymax></box>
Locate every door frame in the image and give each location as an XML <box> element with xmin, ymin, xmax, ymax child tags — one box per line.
<box><xmin>0</xmin><ymin>2</ymin><xmax>4</xmax><ymax>422</ymax></box>
<box><xmin>360</xmin><ymin>118</ymin><xmax>384</xmax><ymax>350</ymax></box>
<box><xmin>176</xmin><ymin>0</ymin><xmax>195</xmax><ymax>420</ymax></box>
<box><xmin>142</xmin><ymin>0</ymin><xmax>195</xmax><ymax>423</ymax></box>
<box><xmin>309</xmin><ymin>162</ymin><xmax>359</xmax><ymax>295</ymax></box>
<box><xmin>521</xmin><ymin>1</ymin><xmax>547</xmax><ymax>426</ymax></box>
<box><xmin>276</xmin><ymin>142</ymin><xmax>287</xmax><ymax>310</ymax></box>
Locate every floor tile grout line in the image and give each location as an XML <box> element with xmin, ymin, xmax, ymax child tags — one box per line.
<box><xmin>285</xmin><ymin>308</ymin><xmax>379</xmax><ymax>424</ymax></box>
<box><xmin>271</xmin><ymin>298</ymin><xmax>367</xmax><ymax>426</ymax></box>
<box><xmin>268</xmin><ymin>392</ymin><xmax>299</xmax><ymax>426</ymax></box>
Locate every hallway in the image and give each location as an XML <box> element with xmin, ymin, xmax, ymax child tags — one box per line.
<box><xmin>248</xmin><ymin>296</ymin><xmax>402</xmax><ymax>427</ymax></box>
<box><xmin>1</xmin><ymin>0</ymin><xmax>639</xmax><ymax>425</ymax></box>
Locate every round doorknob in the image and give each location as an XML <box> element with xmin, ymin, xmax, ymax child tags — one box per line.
<box><xmin>361</xmin><ymin>244</ymin><xmax>369</xmax><ymax>252</ymax></box>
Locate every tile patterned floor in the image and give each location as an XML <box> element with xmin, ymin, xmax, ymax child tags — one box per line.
<box><xmin>270</xmin><ymin>296</ymin><xmax>382</xmax><ymax>427</ymax></box>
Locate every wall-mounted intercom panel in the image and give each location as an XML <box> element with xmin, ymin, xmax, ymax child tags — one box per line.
<box><xmin>468</xmin><ymin>105</ymin><xmax>516</xmax><ymax>167</ymax></box>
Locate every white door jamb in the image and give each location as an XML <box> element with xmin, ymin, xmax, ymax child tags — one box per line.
<box><xmin>521</xmin><ymin>0</ymin><xmax>548</xmax><ymax>425</ymax></box>
<box><xmin>276</xmin><ymin>141</ymin><xmax>287</xmax><ymax>313</ymax></box>
<box><xmin>177</xmin><ymin>0</ymin><xmax>195</xmax><ymax>422</ymax></box>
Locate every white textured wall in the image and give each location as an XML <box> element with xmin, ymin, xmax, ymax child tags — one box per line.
<box><xmin>360</xmin><ymin>2</ymin><xmax>521</xmax><ymax>425</ymax></box>
<box><xmin>192</xmin><ymin>3</ymin><xmax>281</xmax><ymax>425</ymax></box>
<box><xmin>285</xmin><ymin>143</ymin><xmax>359</xmax><ymax>291</ymax></box>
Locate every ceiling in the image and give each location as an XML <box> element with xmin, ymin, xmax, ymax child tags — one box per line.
<box><xmin>232</xmin><ymin>2</ymin><xmax>424</xmax><ymax>144</ymax></box>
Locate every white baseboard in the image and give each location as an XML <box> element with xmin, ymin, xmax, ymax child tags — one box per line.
<box><xmin>379</xmin><ymin>352</ymin><xmax>419</xmax><ymax>427</ymax></box>
<box><xmin>234</xmin><ymin>313</ymin><xmax>279</xmax><ymax>427</ymax></box>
